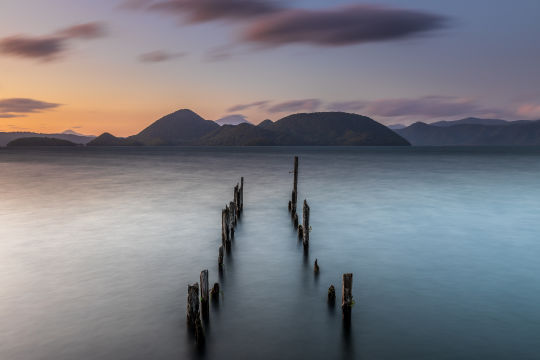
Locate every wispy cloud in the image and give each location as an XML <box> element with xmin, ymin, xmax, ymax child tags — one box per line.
<box><xmin>0</xmin><ymin>98</ymin><xmax>61</xmax><ymax>118</ymax></box>
<box><xmin>139</xmin><ymin>50</ymin><xmax>187</xmax><ymax>62</ymax></box>
<box><xmin>228</xmin><ymin>100</ymin><xmax>268</xmax><ymax>112</ymax></box>
<box><xmin>0</xmin><ymin>22</ymin><xmax>107</xmax><ymax>61</ymax></box>
<box><xmin>267</xmin><ymin>99</ymin><xmax>321</xmax><ymax>113</ymax></box>
<box><xmin>121</xmin><ymin>0</ymin><xmax>280</xmax><ymax>22</ymax></box>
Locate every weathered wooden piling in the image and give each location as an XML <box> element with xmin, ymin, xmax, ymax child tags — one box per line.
<box><xmin>240</xmin><ymin>177</ymin><xmax>244</xmax><ymax>212</ymax></box>
<box><xmin>210</xmin><ymin>283</ymin><xmax>220</xmax><ymax>300</ymax></box>
<box><xmin>297</xmin><ymin>224</ymin><xmax>303</xmax><ymax>239</ymax></box>
<box><xmin>187</xmin><ymin>283</ymin><xmax>200</xmax><ymax>327</ymax></box>
<box><xmin>221</xmin><ymin>207</ymin><xmax>229</xmax><ymax>246</ymax></box>
<box><xmin>290</xmin><ymin>156</ymin><xmax>298</xmax><ymax>214</ymax></box>
<box><xmin>302</xmin><ymin>199</ymin><xmax>310</xmax><ymax>249</ymax></box>
<box><xmin>229</xmin><ymin>201</ymin><xmax>237</xmax><ymax>227</ymax></box>
<box><xmin>314</xmin><ymin>259</ymin><xmax>319</xmax><ymax>274</ymax></box>
<box><xmin>218</xmin><ymin>245</ymin><xmax>224</xmax><ymax>268</ymax></box>
<box><xmin>293</xmin><ymin>213</ymin><xmax>299</xmax><ymax>228</ymax></box>
<box><xmin>342</xmin><ymin>273</ymin><xmax>353</xmax><ymax>320</ymax></box>
<box><xmin>234</xmin><ymin>184</ymin><xmax>241</xmax><ymax>218</ymax></box>
<box><xmin>200</xmin><ymin>270</ymin><xmax>209</xmax><ymax>316</ymax></box>
<box><xmin>328</xmin><ymin>285</ymin><xmax>336</xmax><ymax>304</ymax></box>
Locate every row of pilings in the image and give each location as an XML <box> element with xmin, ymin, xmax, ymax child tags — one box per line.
<box><xmin>186</xmin><ymin>178</ymin><xmax>244</xmax><ymax>347</ymax></box>
<box><xmin>287</xmin><ymin>156</ymin><xmax>353</xmax><ymax>323</ymax></box>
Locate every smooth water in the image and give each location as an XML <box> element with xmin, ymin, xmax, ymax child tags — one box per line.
<box><xmin>1</xmin><ymin>147</ymin><xmax>540</xmax><ymax>360</ymax></box>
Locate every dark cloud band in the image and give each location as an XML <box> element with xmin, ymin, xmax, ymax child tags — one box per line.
<box><xmin>0</xmin><ymin>98</ymin><xmax>61</xmax><ymax>118</ymax></box>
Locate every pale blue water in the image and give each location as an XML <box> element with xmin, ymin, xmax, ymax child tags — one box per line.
<box><xmin>1</xmin><ymin>147</ymin><xmax>540</xmax><ymax>360</ymax></box>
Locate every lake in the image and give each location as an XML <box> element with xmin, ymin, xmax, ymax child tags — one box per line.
<box><xmin>1</xmin><ymin>146</ymin><xmax>540</xmax><ymax>360</ymax></box>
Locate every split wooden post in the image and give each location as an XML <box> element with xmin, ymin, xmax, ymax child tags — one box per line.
<box><xmin>200</xmin><ymin>270</ymin><xmax>209</xmax><ymax>317</ymax></box>
<box><xmin>302</xmin><ymin>199</ymin><xmax>310</xmax><ymax>249</ymax></box>
<box><xmin>218</xmin><ymin>245</ymin><xmax>224</xmax><ymax>268</ymax></box>
<box><xmin>342</xmin><ymin>273</ymin><xmax>353</xmax><ymax>320</ymax></box>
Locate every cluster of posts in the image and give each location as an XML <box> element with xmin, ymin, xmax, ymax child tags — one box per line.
<box><xmin>288</xmin><ymin>156</ymin><xmax>353</xmax><ymax>323</ymax></box>
<box><xmin>186</xmin><ymin>178</ymin><xmax>244</xmax><ymax>346</ymax></box>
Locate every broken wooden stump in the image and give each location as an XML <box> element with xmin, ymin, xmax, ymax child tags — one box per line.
<box><xmin>328</xmin><ymin>285</ymin><xmax>336</xmax><ymax>304</ymax></box>
<box><xmin>200</xmin><ymin>270</ymin><xmax>209</xmax><ymax>317</ymax></box>
<box><xmin>187</xmin><ymin>282</ymin><xmax>200</xmax><ymax>327</ymax></box>
<box><xmin>218</xmin><ymin>245</ymin><xmax>224</xmax><ymax>268</ymax></box>
<box><xmin>288</xmin><ymin>200</ymin><xmax>292</xmax><ymax>212</ymax></box>
<box><xmin>302</xmin><ymin>199</ymin><xmax>310</xmax><ymax>249</ymax></box>
<box><xmin>297</xmin><ymin>224</ymin><xmax>303</xmax><ymax>239</ymax></box>
<box><xmin>229</xmin><ymin>201</ymin><xmax>237</xmax><ymax>227</ymax></box>
<box><xmin>289</xmin><ymin>156</ymin><xmax>298</xmax><ymax>214</ymax></box>
<box><xmin>210</xmin><ymin>282</ymin><xmax>220</xmax><ymax>300</ymax></box>
<box><xmin>342</xmin><ymin>273</ymin><xmax>353</xmax><ymax>321</ymax></box>
<box><xmin>293</xmin><ymin>213</ymin><xmax>299</xmax><ymax>228</ymax></box>
<box><xmin>314</xmin><ymin>259</ymin><xmax>319</xmax><ymax>274</ymax></box>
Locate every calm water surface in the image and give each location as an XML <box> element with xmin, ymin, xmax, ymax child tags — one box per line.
<box><xmin>1</xmin><ymin>147</ymin><xmax>540</xmax><ymax>360</ymax></box>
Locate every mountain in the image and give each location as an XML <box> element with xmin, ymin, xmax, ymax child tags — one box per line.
<box><xmin>7</xmin><ymin>137</ymin><xmax>78</xmax><ymax>147</ymax></box>
<box><xmin>0</xmin><ymin>132</ymin><xmax>95</xmax><ymax>147</ymax></box>
<box><xmin>130</xmin><ymin>109</ymin><xmax>219</xmax><ymax>145</ymax></box>
<box><xmin>429</xmin><ymin>117</ymin><xmax>511</xmax><ymax>127</ymax></box>
<box><xmin>396</xmin><ymin>120</ymin><xmax>540</xmax><ymax>146</ymax></box>
<box><xmin>87</xmin><ymin>132</ymin><xmax>142</xmax><ymax>146</ymax></box>
<box><xmin>215</xmin><ymin>115</ymin><xmax>250</xmax><ymax>126</ymax></box>
<box><xmin>201</xmin><ymin>112</ymin><xmax>409</xmax><ymax>146</ymax></box>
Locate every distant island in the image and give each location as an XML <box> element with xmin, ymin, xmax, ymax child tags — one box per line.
<box><xmin>0</xmin><ymin>131</ymin><xmax>94</xmax><ymax>147</ymax></box>
<box><xmin>7</xmin><ymin>137</ymin><xmax>78</xmax><ymax>147</ymax></box>
<box><xmin>87</xmin><ymin>109</ymin><xmax>410</xmax><ymax>146</ymax></box>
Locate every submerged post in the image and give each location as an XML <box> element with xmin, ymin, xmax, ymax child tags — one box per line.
<box><xmin>200</xmin><ymin>270</ymin><xmax>209</xmax><ymax>317</ymax></box>
<box><xmin>342</xmin><ymin>273</ymin><xmax>353</xmax><ymax>320</ymax></box>
<box><xmin>210</xmin><ymin>283</ymin><xmax>220</xmax><ymax>300</ymax></box>
<box><xmin>314</xmin><ymin>259</ymin><xmax>319</xmax><ymax>274</ymax></box>
<box><xmin>328</xmin><ymin>285</ymin><xmax>336</xmax><ymax>304</ymax></box>
<box><xmin>302</xmin><ymin>199</ymin><xmax>310</xmax><ymax>249</ymax></box>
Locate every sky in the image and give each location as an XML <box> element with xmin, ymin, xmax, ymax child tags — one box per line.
<box><xmin>1</xmin><ymin>0</ymin><xmax>539</xmax><ymax>136</ymax></box>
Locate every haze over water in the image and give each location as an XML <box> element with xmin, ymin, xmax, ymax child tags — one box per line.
<box><xmin>1</xmin><ymin>147</ymin><xmax>540</xmax><ymax>360</ymax></box>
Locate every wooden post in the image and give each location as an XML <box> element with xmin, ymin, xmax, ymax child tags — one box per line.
<box><xmin>187</xmin><ymin>283</ymin><xmax>200</xmax><ymax>327</ymax></box>
<box><xmin>293</xmin><ymin>213</ymin><xmax>299</xmax><ymax>228</ymax></box>
<box><xmin>297</xmin><ymin>224</ymin><xmax>303</xmax><ymax>239</ymax></box>
<box><xmin>342</xmin><ymin>273</ymin><xmax>353</xmax><ymax>320</ymax></box>
<box><xmin>302</xmin><ymin>199</ymin><xmax>310</xmax><ymax>249</ymax></box>
<box><xmin>222</xmin><ymin>206</ymin><xmax>229</xmax><ymax>246</ymax></box>
<box><xmin>218</xmin><ymin>245</ymin><xmax>224</xmax><ymax>268</ymax></box>
<box><xmin>210</xmin><ymin>283</ymin><xmax>220</xmax><ymax>300</ymax></box>
<box><xmin>240</xmin><ymin>177</ymin><xmax>244</xmax><ymax>212</ymax></box>
<box><xmin>314</xmin><ymin>259</ymin><xmax>319</xmax><ymax>273</ymax></box>
<box><xmin>328</xmin><ymin>285</ymin><xmax>336</xmax><ymax>304</ymax></box>
<box><xmin>229</xmin><ymin>201</ymin><xmax>237</xmax><ymax>227</ymax></box>
<box><xmin>200</xmin><ymin>270</ymin><xmax>209</xmax><ymax>317</ymax></box>
<box><xmin>234</xmin><ymin>184</ymin><xmax>240</xmax><ymax>219</ymax></box>
<box><xmin>291</xmin><ymin>156</ymin><xmax>298</xmax><ymax>214</ymax></box>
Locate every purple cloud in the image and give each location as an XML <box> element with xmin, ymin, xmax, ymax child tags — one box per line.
<box><xmin>243</xmin><ymin>5</ymin><xmax>447</xmax><ymax>47</ymax></box>
<box><xmin>228</xmin><ymin>100</ymin><xmax>268</xmax><ymax>112</ymax></box>
<box><xmin>0</xmin><ymin>22</ymin><xmax>107</xmax><ymax>61</ymax></box>
<box><xmin>56</xmin><ymin>22</ymin><xmax>107</xmax><ymax>39</ymax></box>
<box><xmin>0</xmin><ymin>98</ymin><xmax>61</xmax><ymax>118</ymax></box>
<box><xmin>123</xmin><ymin>0</ymin><xmax>280</xmax><ymax>22</ymax></box>
<box><xmin>139</xmin><ymin>50</ymin><xmax>187</xmax><ymax>62</ymax></box>
<box><xmin>268</xmin><ymin>99</ymin><xmax>321</xmax><ymax>113</ymax></box>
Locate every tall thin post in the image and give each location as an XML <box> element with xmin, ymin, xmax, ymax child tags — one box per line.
<box><xmin>291</xmin><ymin>156</ymin><xmax>298</xmax><ymax>215</ymax></box>
<box><xmin>240</xmin><ymin>177</ymin><xmax>244</xmax><ymax>212</ymax></box>
<box><xmin>302</xmin><ymin>199</ymin><xmax>310</xmax><ymax>249</ymax></box>
<box><xmin>200</xmin><ymin>270</ymin><xmax>209</xmax><ymax>317</ymax></box>
<box><xmin>342</xmin><ymin>273</ymin><xmax>353</xmax><ymax>321</ymax></box>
